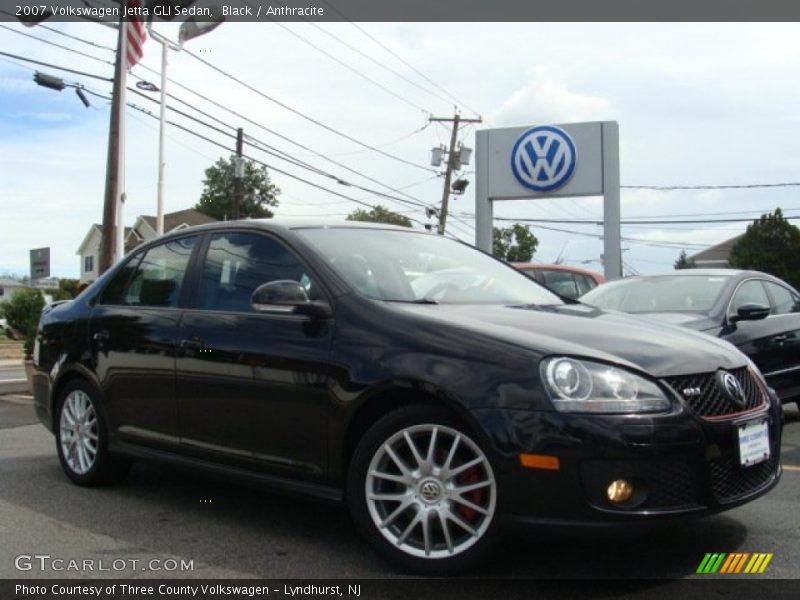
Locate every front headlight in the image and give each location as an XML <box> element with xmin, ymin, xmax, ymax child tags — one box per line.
<box><xmin>540</xmin><ymin>357</ymin><xmax>670</xmax><ymax>414</ymax></box>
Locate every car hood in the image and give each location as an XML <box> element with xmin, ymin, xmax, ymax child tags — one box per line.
<box><xmin>631</xmin><ymin>311</ymin><xmax>719</xmax><ymax>332</ymax></box>
<box><xmin>390</xmin><ymin>302</ymin><xmax>744</xmax><ymax>378</ymax></box>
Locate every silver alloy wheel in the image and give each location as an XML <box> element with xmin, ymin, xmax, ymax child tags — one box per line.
<box><xmin>59</xmin><ymin>390</ymin><xmax>99</xmax><ymax>475</ymax></box>
<box><xmin>365</xmin><ymin>423</ymin><xmax>496</xmax><ymax>559</ymax></box>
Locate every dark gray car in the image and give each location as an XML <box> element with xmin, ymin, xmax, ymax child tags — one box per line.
<box><xmin>581</xmin><ymin>269</ymin><xmax>800</xmax><ymax>407</ymax></box>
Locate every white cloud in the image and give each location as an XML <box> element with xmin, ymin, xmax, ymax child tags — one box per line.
<box><xmin>490</xmin><ymin>74</ymin><xmax>614</xmax><ymax>127</ymax></box>
<box><xmin>632</xmin><ymin>224</ymin><xmax>743</xmax><ymax>248</ymax></box>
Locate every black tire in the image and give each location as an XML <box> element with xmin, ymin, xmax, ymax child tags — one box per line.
<box><xmin>55</xmin><ymin>379</ymin><xmax>130</xmax><ymax>486</ymax></box>
<box><xmin>347</xmin><ymin>404</ymin><xmax>501</xmax><ymax>574</ymax></box>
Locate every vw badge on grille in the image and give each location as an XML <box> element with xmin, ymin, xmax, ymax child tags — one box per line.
<box><xmin>718</xmin><ymin>371</ymin><xmax>747</xmax><ymax>407</ymax></box>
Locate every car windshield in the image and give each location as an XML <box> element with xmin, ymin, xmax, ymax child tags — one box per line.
<box><xmin>294</xmin><ymin>227</ymin><xmax>562</xmax><ymax>305</ymax></box>
<box><xmin>580</xmin><ymin>274</ymin><xmax>731</xmax><ymax>313</ymax></box>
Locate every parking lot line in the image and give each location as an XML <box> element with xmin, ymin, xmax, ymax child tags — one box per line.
<box><xmin>782</xmin><ymin>464</ymin><xmax>800</xmax><ymax>472</ymax></box>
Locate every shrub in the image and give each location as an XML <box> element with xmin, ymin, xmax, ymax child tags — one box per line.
<box><xmin>0</xmin><ymin>288</ymin><xmax>45</xmax><ymax>359</ymax></box>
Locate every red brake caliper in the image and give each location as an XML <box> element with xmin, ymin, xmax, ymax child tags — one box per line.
<box><xmin>456</xmin><ymin>466</ymin><xmax>484</xmax><ymax>521</ymax></box>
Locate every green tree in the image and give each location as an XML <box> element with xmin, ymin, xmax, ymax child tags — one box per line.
<box><xmin>674</xmin><ymin>250</ymin><xmax>697</xmax><ymax>270</ymax></box>
<box><xmin>50</xmin><ymin>278</ymin><xmax>81</xmax><ymax>302</ymax></box>
<box><xmin>492</xmin><ymin>224</ymin><xmax>539</xmax><ymax>262</ymax></box>
<box><xmin>729</xmin><ymin>208</ymin><xmax>800</xmax><ymax>288</ymax></box>
<box><xmin>195</xmin><ymin>156</ymin><xmax>279</xmax><ymax>220</ymax></box>
<box><xmin>0</xmin><ymin>288</ymin><xmax>45</xmax><ymax>358</ymax></box>
<box><xmin>346</xmin><ymin>205</ymin><xmax>412</xmax><ymax>227</ymax></box>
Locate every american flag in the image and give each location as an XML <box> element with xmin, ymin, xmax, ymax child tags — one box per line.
<box><xmin>125</xmin><ymin>0</ymin><xmax>147</xmax><ymax>70</ymax></box>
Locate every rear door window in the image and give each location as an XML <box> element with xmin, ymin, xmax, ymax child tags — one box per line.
<box><xmin>121</xmin><ymin>238</ymin><xmax>196</xmax><ymax>308</ymax></box>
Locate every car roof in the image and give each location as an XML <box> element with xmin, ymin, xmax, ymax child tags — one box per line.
<box><xmin>152</xmin><ymin>218</ymin><xmax>428</xmax><ymax>242</ymax></box>
<box><xmin>605</xmin><ymin>269</ymin><xmax>794</xmax><ymax>286</ymax></box>
<box><xmin>613</xmin><ymin>269</ymin><xmax>749</xmax><ymax>280</ymax></box>
<box><xmin>511</xmin><ymin>262</ymin><xmax>605</xmax><ymax>279</ymax></box>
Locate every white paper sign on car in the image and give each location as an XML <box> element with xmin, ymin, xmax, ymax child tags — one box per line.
<box><xmin>738</xmin><ymin>420</ymin><xmax>770</xmax><ymax>467</ymax></box>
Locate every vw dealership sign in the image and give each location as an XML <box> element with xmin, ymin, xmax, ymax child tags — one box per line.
<box><xmin>510</xmin><ymin>126</ymin><xmax>577</xmax><ymax>192</ymax></box>
<box><xmin>474</xmin><ymin>121</ymin><xmax>622</xmax><ymax>279</ymax></box>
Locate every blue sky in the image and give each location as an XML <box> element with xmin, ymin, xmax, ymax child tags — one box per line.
<box><xmin>1</xmin><ymin>22</ymin><xmax>799</xmax><ymax>278</ymax></box>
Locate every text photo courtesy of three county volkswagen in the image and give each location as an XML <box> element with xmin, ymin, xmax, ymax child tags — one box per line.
<box><xmin>1</xmin><ymin>1</ymin><xmax>800</xmax><ymax>585</ymax></box>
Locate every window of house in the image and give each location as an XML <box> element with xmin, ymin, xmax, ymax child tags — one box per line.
<box><xmin>84</xmin><ymin>255</ymin><xmax>94</xmax><ymax>273</ymax></box>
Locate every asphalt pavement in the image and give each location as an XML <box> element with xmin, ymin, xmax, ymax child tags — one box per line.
<box><xmin>0</xmin><ymin>394</ymin><xmax>797</xmax><ymax>581</ymax></box>
<box><xmin>0</xmin><ymin>363</ymin><xmax>27</xmax><ymax>395</ymax></box>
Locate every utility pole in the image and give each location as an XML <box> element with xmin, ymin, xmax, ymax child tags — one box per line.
<box><xmin>99</xmin><ymin>15</ymin><xmax>125</xmax><ymax>275</ymax></box>
<box><xmin>429</xmin><ymin>113</ymin><xmax>482</xmax><ymax>235</ymax></box>
<box><xmin>233</xmin><ymin>127</ymin><xmax>244</xmax><ymax>220</ymax></box>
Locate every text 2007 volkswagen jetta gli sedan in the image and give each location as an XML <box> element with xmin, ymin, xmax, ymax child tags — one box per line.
<box><xmin>32</xmin><ymin>221</ymin><xmax>782</xmax><ymax>572</ymax></box>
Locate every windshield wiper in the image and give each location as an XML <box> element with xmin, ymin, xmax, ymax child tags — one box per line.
<box><xmin>387</xmin><ymin>297</ymin><xmax>439</xmax><ymax>304</ymax></box>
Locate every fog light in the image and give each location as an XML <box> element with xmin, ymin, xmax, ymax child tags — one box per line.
<box><xmin>607</xmin><ymin>479</ymin><xmax>634</xmax><ymax>503</ymax></box>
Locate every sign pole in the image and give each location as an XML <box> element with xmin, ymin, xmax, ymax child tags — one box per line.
<box><xmin>601</xmin><ymin>122</ymin><xmax>622</xmax><ymax>280</ymax></box>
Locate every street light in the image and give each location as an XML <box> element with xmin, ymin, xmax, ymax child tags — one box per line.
<box><xmin>147</xmin><ymin>15</ymin><xmax>223</xmax><ymax>234</ymax></box>
<box><xmin>33</xmin><ymin>71</ymin><xmax>91</xmax><ymax>108</ymax></box>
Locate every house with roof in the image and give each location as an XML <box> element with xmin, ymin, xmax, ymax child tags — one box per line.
<box><xmin>0</xmin><ymin>277</ymin><xmax>26</xmax><ymax>305</ymax></box>
<box><xmin>76</xmin><ymin>209</ymin><xmax>217</xmax><ymax>284</ymax></box>
<box><xmin>688</xmin><ymin>234</ymin><xmax>744</xmax><ymax>268</ymax></box>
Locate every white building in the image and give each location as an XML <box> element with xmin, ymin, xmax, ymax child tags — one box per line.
<box><xmin>0</xmin><ymin>277</ymin><xmax>26</xmax><ymax>304</ymax></box>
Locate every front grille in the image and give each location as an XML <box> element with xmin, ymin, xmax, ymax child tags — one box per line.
<box><xmin>709</xmin><ymin>455</ymin><xmax>778</xmax><ymax>503</ymax></box>
<box><xmin>663</xmin><ymin>367</ymin><xmax>763</xmax><ymax>418</ymax></box>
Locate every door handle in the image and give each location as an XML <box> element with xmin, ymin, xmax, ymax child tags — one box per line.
<box><xmin>179</xmin><ymin>338</ymin><xmax>202</xmax><ymax>350</ymax></box>
<box><xmin>773</xmin><ymin>334</ymin><xmax>790</xmax><ymax>343</ymax></box>
<box><xmin>92</xmin><ymin>330</ymin><xmax>110</xmax><ymax>344</ymax></box>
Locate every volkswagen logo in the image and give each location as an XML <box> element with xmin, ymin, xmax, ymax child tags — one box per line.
<box><xmin>510</xmin><ymin>125</ymin><xmax>577</xmax><ymax>192</ymax></box>
<box><xmin>419</xmin><ymin>480</ymin><xmax>442</xmax><ymax>503</ymax></box>
<box><xmin>718</xmin><ymin>371</ymin><xmax>747</xmax><ymax>407</ymax></box>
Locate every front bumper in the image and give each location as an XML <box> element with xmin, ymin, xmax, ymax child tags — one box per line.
<box><xmin>473</xmin><ymin>390</ymin><xmax>783</xmax><ymax>526</ymax></box>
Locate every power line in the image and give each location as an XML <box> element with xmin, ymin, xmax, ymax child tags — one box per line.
<box><xmin>33</xmin><ymin>21</ymin><xmax>116</xmax><ymax>52</ymax></box>
<box><xmin>12</xmin><ymin>27</ymin><xmax>800</xmax><ymax>201</ymax></box>
<box><xmin>126</xmin><ymin>68</ymin><xmax>438</xmax><ymax>211</ymax></box>
<box><xmin>1</xmin><ymin>41</ymin><xmax>439</xmax><ymax>221</ymax></box>
<box><xmin>305</xmin><ymin>21</ymin><xmax>459</xmax><ymax>111</ymax></box>
<box><xmin>180</xmin><ymin>46</ymin><xmax>439</xmax><ymax>174</ymax></box>
<box><xmin>0</xmin><ymin>24</ymin><xmax>114</xmax><ymax>66</ymax></box>
<box><xmin>272</xmin><ymin>22</ymin><xmax>432</xmax><ymax>115</ymax></box>
<box><xmin>126</xmin><ymin>85</ymin><xmax>434</xmax><ymax>212</ymax></box>
<box><xmin>1</xmin><ymin>32</ymin><xmax>438</xmax><ymax>215</ymax></box>
<box><xmin>526</xmin><ymin>223</ymin><xmax>710</xmax><ymax>250</ymax></box>
<box><xmin>318</xmin><ymin>0</ymin><xmax>482</xmax><ymax>118</ymax></box>
<box><xmin>489</xmin><ymin>216</ymin><xmax>800</xmax><ymax>225</ymax></box>
<box><xmin>622</xmin><ymin>182</ymin><xmax>800</xmax><ymax>190</ymax></box>
<box><xmin>620</xmin><ymin>207</ymin><xmax>800</xmax><ymax>219</ymax></box>
<box><xmin>0</xmin><ymin>50</ymin><xmax>112</xmax><ymax>82</ymax></box>
<box><xmin>119</xmin><ymin>94</ymin><xmax>431</xmax><ymax>227</ymax></box>
<box><xmin>289</xmin><ymin>121</ymin><xmax>432</xmax><ymax>158</ymax></box>
<box><xmin>86</xmin><ymin>87</ymin><xmax>435</xmax><ymax>229</ymax></box>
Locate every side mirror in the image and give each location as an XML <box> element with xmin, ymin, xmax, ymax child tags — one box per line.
<box><xmin>730</xmin><ymin>303</ymin><xmax>770</xmax><ymax>323</ymax></box>
<box><xmin>250</xmin><ymin>280</ymin><xmax>331</xmax><ymax>318</ymax></box>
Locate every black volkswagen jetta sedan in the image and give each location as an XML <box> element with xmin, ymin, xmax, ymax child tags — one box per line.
<box><xmin>32</xmin><ymin>221</ymin><xmax>782</xmax><ymax>572</ymax></box>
